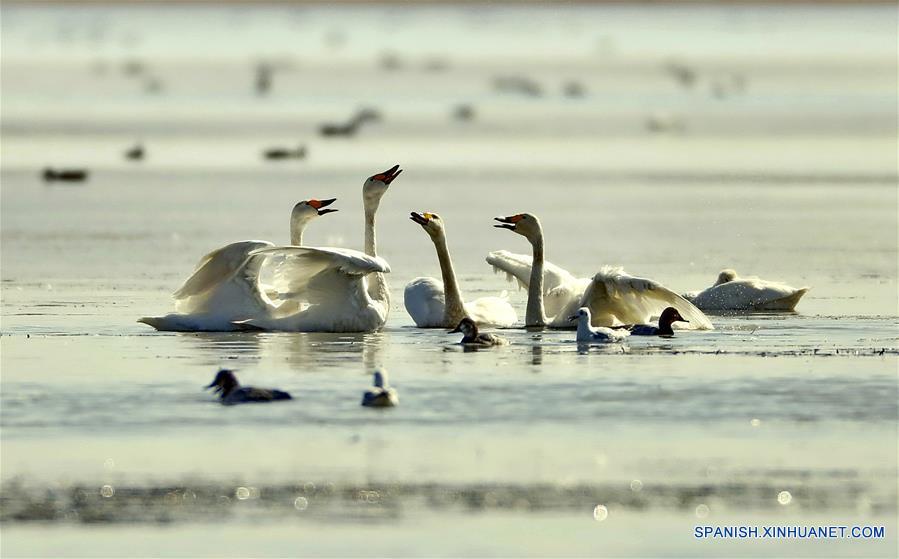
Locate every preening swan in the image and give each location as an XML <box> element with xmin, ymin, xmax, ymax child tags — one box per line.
<box><xmin>233</xmin><ymin>165</ymin><xmax>401</xmax><ymax>333</ymax></box>
<box><xmin>569</xmin><ymin>308</ymin><xmax>630</xmax><ymax>344</ymax></box>
<box><xmin>684</xmin><ymin>269</ymin><xmax>809</xmax><ymax>311</ymax></box>
<box><xmin>138</xmin><ymin>198</ymin><xmax>338</xmax><ymax>332</ymax></box>
<box><xmin>362</xmin><ymin>369</ymin><xmax>398</xmax><ymax>408</ymax></box>
<box><xmin>449</xmin><ymin>317</ymin><xmax>509</xmax><ymax>346</ymax></box>
<box><xmin>490</xmin><ymin>213</ymin><xmax>714</xmax><ymax>330</ymax></box>
<box><xmin>404</xmin><ymin>212</ymin><xmax>516</xmax><ymax>328</ymax></box>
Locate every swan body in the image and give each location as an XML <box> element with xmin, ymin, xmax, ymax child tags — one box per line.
<box><xmin>362</xmin><ymin>369</ymin><xmax>398</xmax><ymax>408</ymax></box>
<box><xmin>139</xmin><ymin>198</ymin><xmax>338</xmax><ymax>332</ymax></box>
<box><xmin>404</xmin><ymin>212</ymin><xmax>516</xmax><ymax>328</ymax></box>
<box><xmin>569</xmin><ymin>308</ymin><xmax>630</xmax><ymax>344</ymax></box>
<box><xmin>450</xmin><ymin>317</ymin><xmax>509</xmax><ymax>346</ymax></box>
<box><xmin>489</xmin><ymin>214</ymin><xmax>713</xmax><ymax>330</ymax></box>
<box><xmin>684</xmin><ymin>269</ymin><xmax>809</xmax><ymax>311</ymax></box>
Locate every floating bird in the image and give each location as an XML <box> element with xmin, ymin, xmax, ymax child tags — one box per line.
<box><xmin>138</xmin><ymin>198</ymin><xmax>342</xmax><ymax>331</ymax></box>
<box><xmin>124</xmin><ymin>143</ymin><xmax>144</xmax><ymax>161</ymax></box>
<box><xmin>319</xmin><ymin>108</ymin><xmax>381</xmax><ymax>138</ymax></box>
<box><xmin>453</xmin><ymin>104</ymin><xmax>475</xmax><ymax>121</ymax></box>
<box><xmin>42</xmin><ymin>168</ymin><xmax>88</xmax><ymax>182</ymax></box>
<box><xmin>205</xmin><ymin>369</ymin><xmax>291</xmax><ymax>405</ymax></box>
<box><xmin>405</xmin><ymin>211</ymin><xmax>516</xmax><ymax>328</ymax></box>
<box><xmin>488</xmin><ymin>214</ymin><xmax>713</xmax><ymax>329</ymax></box>
<box><xmin>361</xmin><ymin>369</ymin><xmax>398</xmax><ymax>408</ymax></box>
<box><xmin>263</xmin><ymin>145</ymin><xmax>306</xmax><ymax>160</ymax></box>
<box><xmin>624</xmin><ymin>307</ymin><xmax>688</xmax><ymax>336</ymax></box>
<box><xmin>233</xmin><ymin>165</ymin><xmax>400</xmax><ymax>332</ymax></box>
<box><xmin>684</xmin><ymin>269</ymin><xmax>809</xmax><ymax>312</ymax></box>
<box><xmin>449</xmin><ymin>317</ymin><xmax>508</xmax><ymax>346</ymax></box>
<box><xmin>568</xmin><ymin>307</ymin><xmax>630</xmax><ymax>344</ymax></box>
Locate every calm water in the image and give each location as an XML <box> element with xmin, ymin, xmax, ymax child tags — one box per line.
<box><xmin>1</xmin><ymin>2</ymin><xmax>897</xmax><ymax>557</ymax></box>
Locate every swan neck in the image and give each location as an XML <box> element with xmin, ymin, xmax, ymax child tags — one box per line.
<box><xmin>290</xmin><ymin>229</ymin><xmax>304</xmax><ymax>246</ymax></box>
<box><xmin>364</xmin><ymin>207</ymin><xmax>377</xmax><ymax>257</ymax></box>
<box><xmin>525</xmin><ymin>233</ymin><xmax>546</xmax><ymax>327</ymax></box>
<box><xmin>363</xmin><ymin>203</ymin><xmax>389</xmax><ymax>307</ymax></box>
<box><xmin>433</xmin><ymin>233</ymin><xmax>466</xmax><ymax>324</ymax></box>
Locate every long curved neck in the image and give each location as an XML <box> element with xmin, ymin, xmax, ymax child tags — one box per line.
<box><xmin>364</xmin><ymin>202</ymin><xmax>389</xmax><ymax>305</ymax></box>
<box><xmin>525</xmin><ymin>232</ymin><xmax>546</xmax><ymax>327</ymax></box>
<box><xmin>290</xmin><ymin>227</ymin><xmax>304</xmax><ymax>246</ymax></box>
<box><xmin>432</xmin><ymin>232</ymin><xmax>467</xmax><ymax>324</ymax></box>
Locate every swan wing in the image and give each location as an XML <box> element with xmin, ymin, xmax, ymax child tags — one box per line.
<box><xmin>252</xmin><ymin>246</ymin><xmax>390</xmax><ymax>300</ymax></box>
<box><xmin>485</xmin><ymin>250</ymin><xmax>577</xmax><ymax>292</ymax></box>
<box><xmin>581</xmin><ymin>266</ymin><xmax>714</xmax><ymax>330</ymax></box>
<box><xmin>464</xmin><ymin>294</ymin><xmax>517</xmax><ymax>327</ymax></box>
<box><xmin>404</xmin><ymin>277</ymin><xmax>446</xmax><ymax>327</ymax></box>
<box><xmin>690</xmin><ymin>279</ymin><xmax>809</xmax><ymax>311</ymax></box>
<box><xmin>174</xmin><ymin>241</ymin><xmax>273</xmax><ymax>300</ymax></box>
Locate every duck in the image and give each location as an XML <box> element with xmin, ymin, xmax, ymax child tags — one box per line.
<box><xmin>489</xmin><ymin>213</ymin><xmax>713</xmax><ymax>330</ymax></box>
<box><xmin>124</xmin><ymin>143</ymin><xmax>145</xmax><ymax>161</ymax></box>
<box><xmin>361</xmin><ymin>370</ymin><xmax>398</xmax><ymax>408</ymax></box>
<box><xmin>625</xmin><ymin>307</ymin><xmax>689</xmax><ymax>336</ymax></box>
<box><xmin>449</xmin><ymin>317</ymin><xmax>509</xmax><ymax>346</ymax></box>
<box><xmin>684</xmin><ymin>269</ymin><xmax>809</xmax><ymax>312</ymax></box>
<box><xmin>568</xmin><ymin>307</ymin><xmax>630</xmax><ymax>344</ymax></box>
<box><xmin>319</xmin><ymin>108</ymin><xmax>381</xmax><ymax>137</ymax></box>
<box><xmin>263</xmin><ymin>145</ymin><xmax>306</xmax><ymax>160</ymax></box>
<box><xmin>42</xmin><ymin>168</ymin><xmax>88</xmax><ymax>182</ymax></box>
<box><xmin>404</xmin><ymin>212</ymin><xmax>516</xmax><ymax>328</ymax></box>
<box><xmin>205</xmin><ymin>369</ymin><xmax>291</xmax><ymax>405</ymax></box>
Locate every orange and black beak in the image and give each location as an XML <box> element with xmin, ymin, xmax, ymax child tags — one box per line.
<box><xmin>371</xmin><ymin>164</ymin><xmax>402</xmax><ymax>185</ymax></box>
<box><xmin>410</xmin><ymin>211</ymin><xmax>431</xmax><ymax>226</ymax></box>
<box><xmin>308</xmin><ymin>198</ymin><xmax>338</xmax><ymax>215</ymax></box>
<box><xmin>494</xmin><ymin>214</ymin><xmax>523</xmax><ymax>231</ymax></box>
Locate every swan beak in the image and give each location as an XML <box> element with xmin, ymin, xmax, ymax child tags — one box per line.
<box><xmin>494</xmin><ymin>215</ymin><xmax>518</xmax><ymax>230</ymax></box>
<box><xmin>410</xmin><ymin>211</ymin><xmax>430</xmax><ymax>226</ymax></box>
<box><xmin>373</xmin><ymin>164</ymin><xmax>402</xmax><ymax>185</ymax></box>
<box><xmin>309</xmin><ymin>198</ymin><xmax>338</xmax><ymax>215</ymax></box>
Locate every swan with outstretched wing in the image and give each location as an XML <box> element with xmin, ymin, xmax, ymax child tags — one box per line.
<box><xmin>404</xmin><ymin>212</ymin><xmax>516</xmax><ymax>328</ymax></box>
<box><xmin>232</xmin><ymin>164</ymin><xmax>402</xmax><ymax>332</ymax></box>
<box><xmin>138</xmin><ymin>198</ymin><xmax>338</xmax><ymax>332</ymax></box>
<box><xmin>489</xmin><ymin>213</ymin><xmax>713</xmax><ymax>330</ymax></box>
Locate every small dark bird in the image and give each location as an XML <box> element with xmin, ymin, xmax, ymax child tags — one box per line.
<box><xmin>624</xmin><ymin>307</ymin><xmax>689</xmax><ymax>337</ymax></box>
<box><xmin>262</xmin><ymin>145</ymin><xmax>307</xmax><ymax>160</ymax></box>
<box><xmin>319</xmin><ymin>107</ymin><xmax>382</xmax><ymax>137</ymax></box>
<box><xmin>125</xmin><ymin>143</ymin><xmax>144</xmax><ymax>161</ymax></box>
<box><xmin>361</xmin><ymin>369</ymin><xmax>398</xmax><ymax>408</ymax></box>
<box><xmin>42</xmin><ymin>168</ymin><xmax>88</xmax><ymax>182</ymax></box>
<box><xmin>255</xmin><ymin>63</ymin><xmax>273</xmax><ymax>96</ymax></box>
<box><xmin>205</xmin><ymin>369</ymin><xmax>292</xmax><ymax>405</ymax></box>
<box><xmin>453</xmin><ymin>104</ymin><xmax>475</xmax><ymax>121</ymax></box>
<box><xmin>449</xmin><ymin>317</ymin><xmax>508</xmax><ymax>346</ymax></box>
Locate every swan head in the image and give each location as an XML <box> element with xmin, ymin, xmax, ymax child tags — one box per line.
<box><xmin>715</xmin><ymin>269</ymin><xmax>738</xmax><ymax>286</ymax></box>
<box><xmin>449</xmin><ymin>317</ymin><xmax>477</xmax><ymax>336</ymax></box>
<box><xmin>372</xmin><ymin>369</ymin><xmax>389</xmax><ymax>388</ymax></box>
<box><xmin>363</xmin><ymin>164</ymin><xmax>402</xmax><ymax>207</ymax></box>
<box><xmin>566</xmin><ymin>307</ymin><xmax>591</xmax><ymax>324</ymax></box>
<box><xmin>409</xmin><ymin>211</ymin><xmax>445</xmax><ymax>239</ymax></box>
<box><xmin>290</xmin><ymin>199</ymin><xmax>337</xmax><ymax>243</ymax></box>
<box><xmin>494</xmin><ymin>213</ymin><xmax>542</xmax><ymax>242</ymax></box>
<box><xmin>659</xmin><ymin>307</ymin><xmax>688</xmax><ymax>328</ymax></box>
<box><xmin>205</xmin><ymin>369</ymin><xmax>239</xmax><ymax>397</ymax></box>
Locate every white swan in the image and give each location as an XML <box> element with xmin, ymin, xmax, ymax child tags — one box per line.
<box><xmin>404</xmin><ymin>212</ymin><xmax>516</xmax><ymax>328</ymax></box>
<box><xmin>235</xmin><ymin>165</ymin><xmax>401</xmax><ymax>332</ymax></box>
<box><xmin>490</xmin><ymin>213</ymin><xmax>714</xmax><ymax>329</ymax></box>
<box><xmin>569</xmin><ymin>308</ymin><xmax>630</xmax><ymax>344</ymax></box>
<box><xmin>138</xmin><ymin>198</ymin><xmax>339</xmax><ymax>331</ymax></box>
<box><xmin>684</xmin><ymin>269</ymin><xmax>809</xmax><ymax>311</ymax></box>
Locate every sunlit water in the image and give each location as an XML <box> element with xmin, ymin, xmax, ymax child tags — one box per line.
<box><xmin>1</xmin><ymin>2</ymin><xmax>897</xmax><ymax>557</ymax></box>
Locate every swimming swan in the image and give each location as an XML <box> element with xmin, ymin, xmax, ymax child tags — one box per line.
<box><xmin>684</xmin><ymin>269</ymin><xmax>809</xmax><ymax>311</ymax></box>
<box><xmin>234</xmin><ymin>165</ymin><xmax>401</xmax><ymax>332</ymax></box>
<box><xmin>404</xmin><ymin>212</ymin><xmax>516</xmax><ymax>328</ymax></box>
<box><xmin>569</xmin><ymin>307</ymin><xmax>630</xmax><ymax>344</ymax></box>
<box><xmin>138</xmin><ymin>198</ymin><xmax>339</xmax><ymax>331</ymax></box>
<box><xmin>490</xmin><ymin>213</ymin><xmax>714</xmax><ymax>329</ymax></box>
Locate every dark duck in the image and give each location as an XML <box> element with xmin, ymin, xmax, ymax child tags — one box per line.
<box><xmin>625</xmin><ymin>307</ymin><xmax>689</xmax><ymax>337</ymax></box>
<box><xmin>205</xmin><ymin>369</ymin><xmax>292</xmax><ymax>405</ymax></box>
<box><xmin>449</xmin><ymin>317</ymin><xmax>508</xmax><ymax>346</ymax></box>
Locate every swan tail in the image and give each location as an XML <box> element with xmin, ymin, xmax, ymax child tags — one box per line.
<box><xmin>757</xmin><ymin>287</ymin><xmax>809</xmax><ymax>311</ymax></box>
